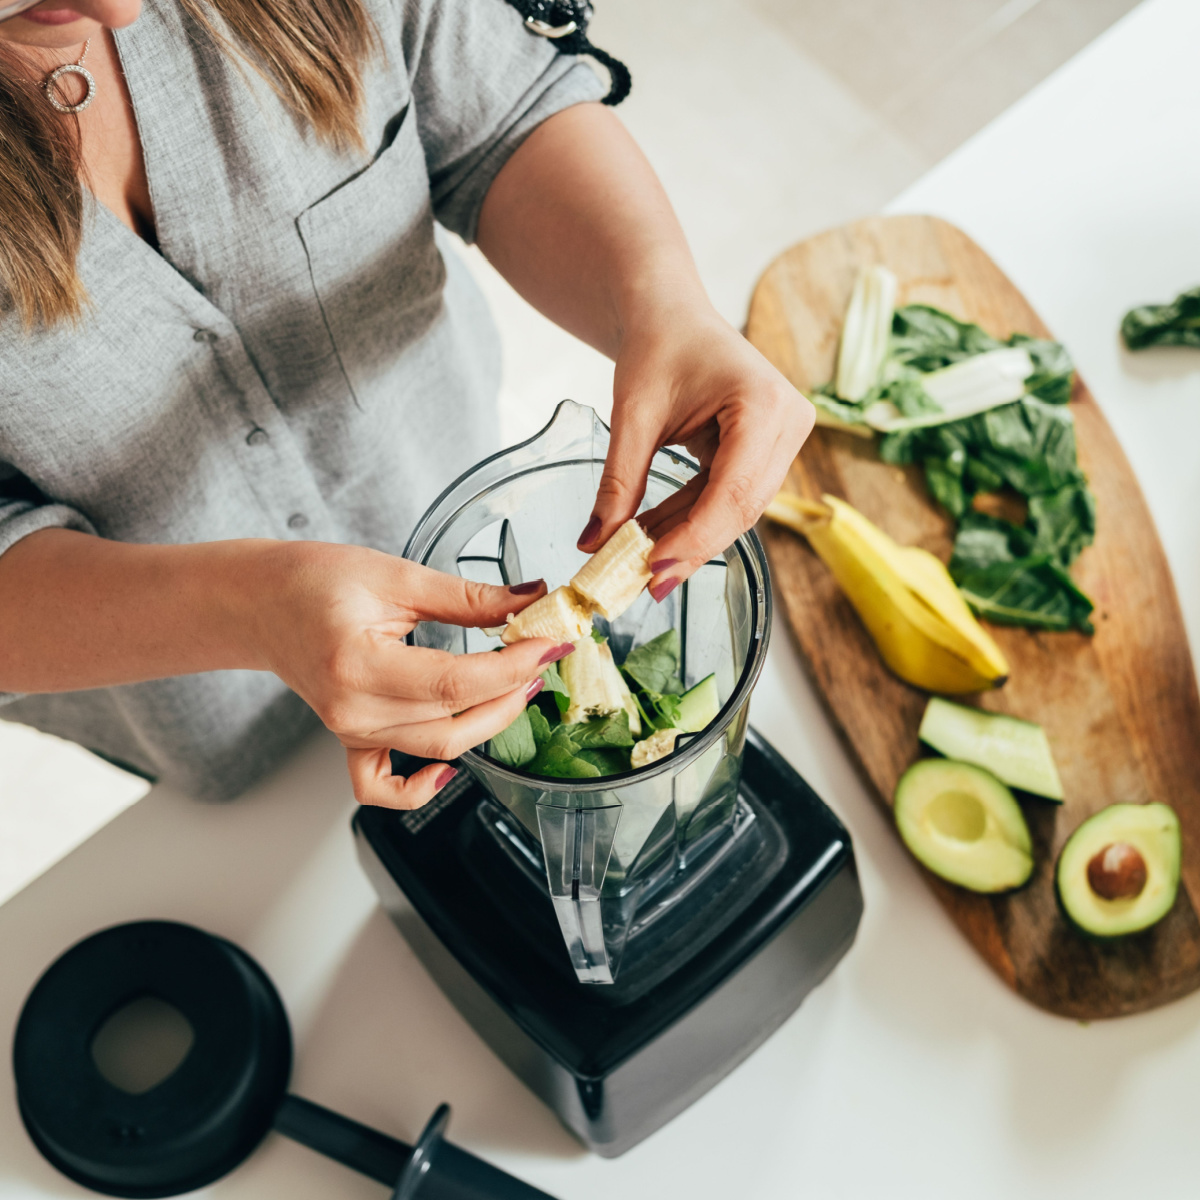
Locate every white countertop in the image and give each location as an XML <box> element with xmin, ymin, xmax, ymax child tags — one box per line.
<box><xmin>3</xmin><ymin>1</ymin><xmax>1199</xmax><ymax>1197</ymax></box>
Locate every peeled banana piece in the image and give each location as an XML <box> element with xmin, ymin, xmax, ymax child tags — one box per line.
<box><xmin>570</xmin><ymin>519</ymin><xmax>655</xmax><ymax>620</ymax></box>
<box><xmin>500</xmin><ymin>585</ymin><xmax>593</xmax><ymax>646</ymax></box>
<box><xmin>764</xmin><ymin>492</ymin><xmax>1009</xmax><ymax>694</ymax></box>
<box><xmin>631</xmin><ymin>727</ymin><xmax>681</xmax><ymax>769</ymax></box>
<box><xmin>498</xmin><ymin>518</ymin><xmax>656</xmax><ymax>644</ymax></box>
<box><xmin>559</xmin><ymin>636</ymin><xmax>642</xmax><ymax>735</ymax></box>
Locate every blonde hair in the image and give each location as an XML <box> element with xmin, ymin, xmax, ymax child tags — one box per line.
<box><xmin>0</xmin><ymin>0</ymin><xmax>378</xmax><ymax>328</ymax></box>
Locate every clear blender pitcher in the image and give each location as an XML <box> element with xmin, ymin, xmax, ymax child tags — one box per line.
<box><xmin>404</xmin><ymin>401</ymin><xmax>771</xmax><ymax>984</ymax></box>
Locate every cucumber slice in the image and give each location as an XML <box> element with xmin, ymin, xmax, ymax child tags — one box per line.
<box><xmin>918</xmin><ymin>697</ymin><xmax>1064</xmax><ymax>802</ymax></box>
<box><xmin>894</xmin><ymin>758</ymin><xmax>1033</xmax><ymax>893</ymax></box>
<box><xmin>676</xmin><ymin>674</ymin><xmax>720</xmax><ymax>734</ymax></box>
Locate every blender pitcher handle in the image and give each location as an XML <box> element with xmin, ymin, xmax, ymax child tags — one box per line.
<box><xmin>535</xmin><ymin>801</ymin><xmax>622</xmax><ymax>985</ymax></box>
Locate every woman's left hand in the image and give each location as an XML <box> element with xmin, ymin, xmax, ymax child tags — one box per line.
<box><xmin>578</xmin><ymin>301</ymin><xmax>815</xmax><ymax>601</ymax></box>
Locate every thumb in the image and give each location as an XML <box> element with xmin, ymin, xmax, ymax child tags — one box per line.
<box><xmin>579</xmin><ymin>402</ymin><xmax>659</xmax><ymax>551</ymax></box>
<box><xmin>402</xmin><ymin>562</ymin><xmax>547</xmax><ymax>627</ymax></box>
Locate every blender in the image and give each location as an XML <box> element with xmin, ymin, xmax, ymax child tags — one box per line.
<box><xmin>355</xmin><ymin>401</ymin><xmax>862</xmax><ymax>1155</ymax></box>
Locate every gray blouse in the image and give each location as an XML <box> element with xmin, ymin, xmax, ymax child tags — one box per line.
<box><xmin>0</xmin><ymin>0</ymin><xmax>602</xmax><ymax>799</ymax></box>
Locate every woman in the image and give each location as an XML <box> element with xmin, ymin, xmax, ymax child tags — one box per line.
<box><xmin>0</xmin><ymin>0</ymin><xmax>813</xmax><ymax>809</ymax></box>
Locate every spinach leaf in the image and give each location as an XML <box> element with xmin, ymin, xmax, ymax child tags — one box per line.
<box><xmin>1027</xmin><ymin>483</ymin><xmax>1096</xmax><ymax>567</ymax></box>
<box><xmin>882</xmin><ymin>372</ymin><xmax>941</xmax><ymax>418</ymax></box>
<box><xmin>576</xmin><ymin>748</ymin><xmax>633</xmax><ymax>774</ymax></box>
<box><xmin>539</xmin><ymin>661</ymin><xmax>570</xmax><ymax>715</ymax></box>
<box><xmin>812</xmin><ymin>390</ymin><xmax>870</xmax><ymax>428</ymax></box>
<box><xmin>951</xmin><ymin>556</ymin><xmax>1095</xmax><ymax>634</ymax></box>
<box><xmin>924</xmin><ymin>457</ymin><xmax>968</xmax><ymax>519</ymax></box>
<box><xmin>528</xmin><ymin>704</ymin><xmax>552</xmax><ymax>749</ymax></box>
<box><xmin>1121</xmin><ymin>286</ymin><xmax>1200</xmax><ymax>350</ymax></box>
<box><xmin>621</xmin><ymin>629</ymin><xmax>683</xmax><ymax>695</ymax></box>
<box><xmin>949</xmin><ymin>512</ymin><xmax>1033</xmax><ymax>572</ymax></box>
<box><xmin>647</xmin><ymin>690</ymin><xmax>683</xmax><ymax>729</ymax></box>
<box><xmin>488</xmin><ymin>707</ymin><xmax>537</xmax><ymax>769</ymax></box>
<box><xmin>1010</xmin><ymin>334</ymin><xmax>1074</xmax><ymax>404</ymax></box>
<box><xmin>528</xmin><ymin>725</ymin><xmax>601</xmax><ymax>779</ymax></box>
<box><xmin>890</xmin><ymin>305</ymin><xmax>1002</xmax><ymax>370</ymax></box>
<box><xmin>971</xmin><ymin>397</ymin><xmax>1081</xmax><ymax>494</ymax></box>
<box><xmin>572</xmin><ymin>709</ymin><xmax>635</xmax><ymax>749</ymax></box>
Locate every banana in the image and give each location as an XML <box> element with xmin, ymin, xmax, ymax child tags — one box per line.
<box><xmin>822</xmin><ymin>496</ymin><xmax>1010</xmax><ymax>682</ymax></box>
<box><xmin>500</xmin><ymin>518</ymin><xmax>656</xmax><ymax>644</ymax></box>
<box><xmin>559</xmin><ymin>636</ymin><xmax>642</xmax><ymax>734</ymax></box>
<box><xmin>500</xmin><ymin>585</ymin><xmax>593</xmax><ymax>645</ymax></box>
<box><xmin>570</xmin><ymin>518</ymin><xmax>655</xmax><ymax>620</ymax></box>
<box><xmin>765</xmin><ymin>492</ymin><xmax>1009</xmax><ymax>694</ymax></box>
<box><xmin>631</xmin><ymin>727</ymin><xmax>681</xmax><ymax>769</ymax></box>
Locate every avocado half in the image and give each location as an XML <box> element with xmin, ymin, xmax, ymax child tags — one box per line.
<box><xmin>1056</xmin><ymin>803</ymin><xmax>1181</xmax><ymax>937</ymax></box>
<box><xmin>894</xmin><ymin>758</ymin><xmax>1033</xmax><ymax>892</ymax></box>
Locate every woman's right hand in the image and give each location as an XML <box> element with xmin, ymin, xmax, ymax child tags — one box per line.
<box><xmin>239</xmin><ymin>540</ymin><xmax>570</xmax><ymax>811</ymax></box>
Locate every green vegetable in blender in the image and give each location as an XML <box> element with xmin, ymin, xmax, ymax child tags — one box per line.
<box><xmin>488</xmin><ymin>707</ymin><xmax>537</xmax><ymax>770</ymax></box>
<box><xmin>539</xmin><ymin>660</ymin><xmax>571</xmax><ymax>714</ymax></box>
<box><xmin>621</xmin><ymin>629</ymin><xmax>684</xmax><ymax>695</ymax></box>
<box><xmin>676</xmin><ymin>674</ymin><xmax>721</xmax><ymax>733</ymax></box>
<box><xmin>488</xmin><ymin>625</ymin><xmax>720</xmax><ymax>779</ymax></box>
<box><xmin>1121</xmin><ymin>285</ymin><xmax>1200</xmax><ymax>350</ymax></box>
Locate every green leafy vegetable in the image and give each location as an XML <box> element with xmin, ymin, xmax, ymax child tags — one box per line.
<box><xmin>835</xmin><ymin>264</ymin><xmax>897</xmax><ymax>401</ymax></box>
<box><xmin>889</xmin><ymin>304</ymin><xmax>1002</xmax><ymax>370</ymax></box>
<box><xmin>1121</xmin><ymin>286</ymin><xmax>1200</xmax><ymax>350</ymax></box>
<box><xmin>488</xmin><ymin>707</ymin><xmax>537</xmax><ymax>769</ymax></box>
<box><xmin>528</xmin><ymin>704</ymin><xmax>552</xmax><ymax>749</ymax></box>
<box><xmin>1027</xmin><ymin>484</ymin><xmax>1096</xmax><ymax>566</ymax></box>
<box><xmin>621</xmin><ymin>629</ymin><xmax>684</xmax><ymax>695</ymax></box>
<box><xmin>576</xmin><ymin>748</ymin><xmax>633</xmax><ymax>774</ymax></box>
<box><xmin>528</xmin><ymin>725</ymin><xmax>601</xmax><ymax>779</ymax></box>
<box><xmin>1011</xmin><ymin>334</ymin><xmax>1074</xmax><ymax>404</ymax></box>
<box><xmin>571</xmin><ymin>709</ymin><xmax>635</xmax><ymax>749</ymax></box>
<box><xmin>823</xmin><ymin>303</ymin><xmax>1093</xmax><ymax>633</ymax></box>
<box><xmin>948</xmin><ymin>511</ymin><xmax>1094</xmax><ymax>633</ymax></box>
<box><xmin>952</xmin><ymin>557</ymin><xmax>1094</xmax><ymax>633</ymax></box>
<box><xmin>812</xmin><ymin>389</ymin><xmax>871</xmax><ymax>429</ymax></box>
<box><xmin>539</xmin><ymin>661</ymin><xmax>570</xmax><ymax>715</ymax></box>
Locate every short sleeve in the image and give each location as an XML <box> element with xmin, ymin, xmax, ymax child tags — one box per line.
<box><xmin>0</xmin><ymin>463</ymin><xmax>96</xmax><ymax>704</ymax></box>
<box><xmin>401</xmin><ymin>0</ymin><xmax>606</xmax><ymax>242</ymax></box>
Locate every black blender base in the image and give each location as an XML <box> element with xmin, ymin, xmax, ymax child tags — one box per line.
<box><xmin>354</xmin><ymin>728</ymin><xmax>863</xmax><ymax>1158</ymax></box>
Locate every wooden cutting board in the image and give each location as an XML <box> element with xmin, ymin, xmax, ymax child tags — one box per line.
<box><xmin>746</xmin><ymin>215</ymin><xmax>1200</xmax><ymax>1019</ymax></box>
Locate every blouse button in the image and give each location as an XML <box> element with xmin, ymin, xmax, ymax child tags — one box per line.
<box><xmin>245</xmin><ymin>427</ymin><xmax>269</xmax><ymax>447</ymax></box>
<box><xmin>192</xmin><ymin>328</ymin><xmax>218</xmax><ymax>343</ymax></box>
<box><xmin>287</xmin><ymin>513</ymin><xmax>309</xmax><ymax>531</ymax></box>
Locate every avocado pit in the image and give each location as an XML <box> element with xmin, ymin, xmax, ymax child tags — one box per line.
<box><xmin>1086</xmin><ymin>842</ymin><xmax>1147</xmax><ymax>901</ymax></box>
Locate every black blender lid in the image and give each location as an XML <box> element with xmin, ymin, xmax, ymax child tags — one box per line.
<box><xmin>13</xmin><ymin>920</ymin><xmax>558</xmax><ymax>1200</ymax></box>
<box><xmin>13</xmin><ymin>921</ymin><xmax>290</xmax><ymax>1198</ymax></box>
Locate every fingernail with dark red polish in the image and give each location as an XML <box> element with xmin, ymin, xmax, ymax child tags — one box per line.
<box><xmin>577</xmin><ymin>514</ymin><xmax>602</xmax><ymax>548</ymax></box>
<box><xmin>650</xmin><ymin>558</ymin><xmax>679</xmax><ymax>573</ymax></box>
<box><xmin>538</xmin><ymin>642</ymin><xmax>576</xmax><ymax>666</ymax></box>
<box><xmin>526</xmin><ymin>678</ymin><xmax>546</xmax><ymax>700</ymax></box>
<box><xmin>650</xmin><ymin>577</ymin><xmax>679</xmax><ymax>604</ymax></box>
<box><xmin>508</xmin><ymin>579</ymin><xmax>545</xmax><ymax>595</ymax></box>
<box><xmin>435</xmin><ymin>766</ymin><xmax>458</xmax><ymax>791</ymax></box>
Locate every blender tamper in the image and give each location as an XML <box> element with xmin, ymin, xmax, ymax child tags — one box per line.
<box><xmin>12</xmin><ymin>920</ymin><xmax>558</xmax><ymax>1200</ymax></box>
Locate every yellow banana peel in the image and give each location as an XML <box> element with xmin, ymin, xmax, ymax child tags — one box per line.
<box><xmin>764</xmin><ymin>492</ymin><xmax>1009</xmax><ymax>694</ymax></box>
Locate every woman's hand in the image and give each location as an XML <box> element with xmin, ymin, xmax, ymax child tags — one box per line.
<box><xmin>579</xmin><ymin>302</ymin><xmax>815</xmax><ymax>598</ymax></box>
<box><xmin>241</xmin><ymin>542</ymin><xmax>570</xmax><ymax>810</ymax></box>
<box><xmin>475</xmin><ymin>105</ymin><xmax>813</xmax><ymax>593</ymax></box>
